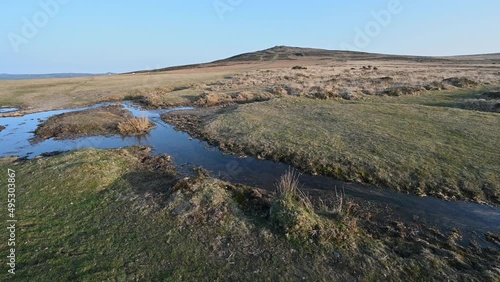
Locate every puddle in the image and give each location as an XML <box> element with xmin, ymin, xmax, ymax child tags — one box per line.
<box><xmin>0</xmin><ymin>101</ymin><xmax>498</xmax><ymax>246</ymax></box>
<box><xmin>0</xmin><ymin>107</ymin><xmax>19</xmax><ymax>113</ymax></box>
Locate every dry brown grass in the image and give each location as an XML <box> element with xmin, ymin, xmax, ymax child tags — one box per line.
<box><xmin>117</xmin><ymin>116</ymin><xmax>155</xmax><ymax>135</ymax></box>
<box><xmin>195</xmin><ymin>61</ymin><xmax>500</xmax><ymax>103</ymax></box>
<box><xmin>1</xmin><ymin>53</ymin><xmax>498</xmax><ymax>115</ymax></box>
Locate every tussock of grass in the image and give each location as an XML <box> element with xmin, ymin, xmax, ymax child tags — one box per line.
<box><xmin>270</xmin><ymin>170</ymin><xmax>357</xmax><ymax>246</ymax></box>
<box><xmin>117</xmin><ymin>116</ymin><xmax>155</xmax><ymax>135</ymax></box>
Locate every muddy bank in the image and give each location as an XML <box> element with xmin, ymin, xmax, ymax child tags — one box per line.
<box><xmin>161</xmin><ymin>106</ymin><xmax>226</xmax><ymax>138</ymax></box>
<box><xmin>34</xmin><ymin>104</ymin><xmax>155</xmax><ymax>140</ymax></box>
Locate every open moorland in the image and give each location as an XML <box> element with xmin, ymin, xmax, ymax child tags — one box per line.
<box><xmin>1</xmin><ymin>46</ymin><xmax>499</xmax><ymax>280</ymax></box>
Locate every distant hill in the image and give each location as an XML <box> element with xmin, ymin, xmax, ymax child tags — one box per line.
<box><xmin>0</xmin><ymin>73</ymin><xmax>114</xmax><ymax>81</ymax></box>
<box><xmin>133</xmin><ymin>46</ymin><xmax>500</xmax><ymax>74</ymax></box>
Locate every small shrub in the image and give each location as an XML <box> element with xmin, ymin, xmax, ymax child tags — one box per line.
<box><xmin>292</xmin><ymin>66</ymin><xmax>308</xmax><ymax>70</ymax></box>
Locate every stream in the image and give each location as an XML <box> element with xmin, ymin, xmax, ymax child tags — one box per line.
<box><xmin>0</xmin><ymin>102</ymin><xmax>498</xmax><ymax>246</ymax></box>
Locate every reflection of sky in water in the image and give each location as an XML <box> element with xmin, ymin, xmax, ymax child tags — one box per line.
<box><xmin>0</xmin><ymin>101</ymin><xmax>498</xmax><ymax>245</ymax></box>
<box><xmin>0</xmin><ymin>108</ymin><xmax>19</xmax><ymax>113</ymax></box>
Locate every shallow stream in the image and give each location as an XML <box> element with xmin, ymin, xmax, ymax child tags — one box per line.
<box><xmin>1</xmin><ymin>102</ymin><xmax>498</xmax><ymax>246</ymax></box>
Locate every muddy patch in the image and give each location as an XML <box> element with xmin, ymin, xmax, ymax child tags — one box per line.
<box><xmin>161</xmin><ymin>106</ymin><xmax>227</xmax><ymax>138</ymax></box>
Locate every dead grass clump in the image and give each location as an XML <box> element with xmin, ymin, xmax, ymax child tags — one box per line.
<box><xmin>268</xmin><ymin>85</ymin><xmax>290</xmax><ymax>96</ymax></box>
<box><xmin>308</xmin><ymin>85</ymin><xmax>338</xmax><ymax>100</ymax></box>
<box><xmin>423</xmin><ymin>81</ymin><xmax>446</xmax><ymax>91</ymax></box>
<box><xmin>442</xmin><ymin>77</ymin><xmax>479</xmax><ymax>88</ymax></box>
<box><xmin>195</xmin><ymin>92</ymin><xmax>233</xmax><ymax>107</ymax></box>
<box><xmin>382</xmin><ymin>85</ymin><xmax>425</xmax><ymax>96</ymax></box>
<box><xmin>117</xmin><ymin>116</ymin><xmax>155</xmax><ymax>136</ymax></box>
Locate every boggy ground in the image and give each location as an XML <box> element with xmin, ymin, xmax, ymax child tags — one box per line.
<box><xmin>34</xmin><ymin>104</ymin><xmax>155</xmax><ymax>140</ymax></box>
<box><xmin>162</xmin><ymin>88</ymin><xmax>500</xmax><ymax>205</ymax></box>
<box><xmin>0</xmin><ymin>147</ymin><xmax>498</xmax><ymax>281</ymax></box>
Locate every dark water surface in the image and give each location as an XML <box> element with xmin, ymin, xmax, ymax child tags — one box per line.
<box><xmin>1</xmin><ymin>102</ymin><xmax>498</xmax><ymax>245</ymax></box>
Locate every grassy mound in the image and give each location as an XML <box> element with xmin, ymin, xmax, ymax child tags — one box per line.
<box><xmin>270</xmin><ymin>170</ymin><xmax>356</xmax><ymax>246</ymax></box>
<box><xmin>35</xmin><ymin>105</ymin><xmax>155</xmax><ymax>140</ymax></box>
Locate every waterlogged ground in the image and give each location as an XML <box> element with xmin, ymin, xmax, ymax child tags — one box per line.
<box><xmin>0</xmin><ymin>102</ymin><xmax>498</xmax><ymax>249</ymax></box>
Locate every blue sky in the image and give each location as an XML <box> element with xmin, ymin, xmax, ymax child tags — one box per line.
<box><xmin>1</xmin><ymin>0</ymin><xmax>499</xmax><ymax>73</ymax></box>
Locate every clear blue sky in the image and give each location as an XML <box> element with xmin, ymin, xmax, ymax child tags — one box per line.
<box><xmin>1</xmin><ymin>0</ymin><xmax>499</xmax><ymax>73</ymax></box>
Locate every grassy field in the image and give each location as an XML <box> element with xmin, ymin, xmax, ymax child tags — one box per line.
<box><xmin>0</xmin><ymin>70</ymin><xmax>234</xmax><ymax>113</ymax></box>
<box><xmin>1</xmin><ymin>148</ymin><xmax>496</xmax><ymax>281</ymax></box>
<box><xmin>184</xmin><ymin>90</ymin><xmax>500</xmax><ymax>204</ymax></box>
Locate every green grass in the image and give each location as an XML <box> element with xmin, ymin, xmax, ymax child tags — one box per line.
<box><xmin>368</xmin><ymin>86</ymin><xmax>499</xmax><ymax>110</ymax></box>
<box><xmin>0</xmin><ymin>148</ymin><xmax>496</xmax><ymax>280</ymax></box>
<box><xmin>202</xmin><ymin>94</ymin><xmax>500</xmax><ymax>204</ymax></box>
<box><xmin>0</xmin><ymin>148</ymin><xmax>340</xmax><ymax>280</ymax></box>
